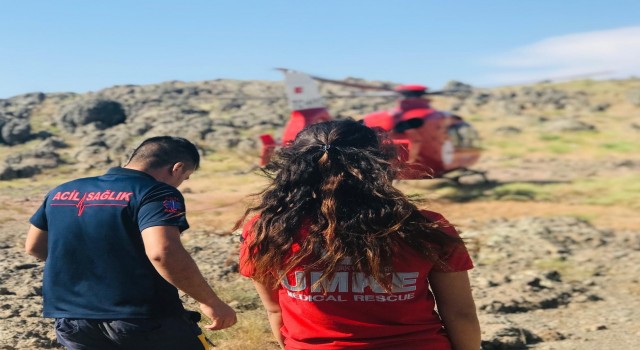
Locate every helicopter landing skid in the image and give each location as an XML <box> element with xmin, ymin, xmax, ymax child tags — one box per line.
<box><xmin>442</xmin><ymin>168</ymin><xmax>488</xmax><ymax>184</ymax></box>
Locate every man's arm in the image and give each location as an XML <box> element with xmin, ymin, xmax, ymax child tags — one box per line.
<box><xmin>429</xmin><ymin>271</ymin><xmax>481</xmax><ymax>350</ymax></box>
<box><xmin>141</xmin><ymin>226</ymin><xmax>237</xmax><ymax>330</ymax></box>
<box><xmin>253</xmin><ymin>280</ymin><xmax>284</xmax><ymax>349</ymax></box>
<box><xmin>25</xmin><ymin>225</ymin><xmax>48</xmax><ymax>261</ymax></box>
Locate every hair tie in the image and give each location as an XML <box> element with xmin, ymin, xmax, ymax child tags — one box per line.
<box><xmin>321</xmin><ymin>144</ymin><xmax>331</xmax><ymax>152</ymax></box>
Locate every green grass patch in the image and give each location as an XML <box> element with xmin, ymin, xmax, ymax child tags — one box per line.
<box><xmin>547</xmin><ymin>142</ymin><xmax>576</xmax><ymax>154</ymax></box>
<box><xmin>492</xmin><ymin>183</ymin><xmax>553</xmax><ymax>201</ymax></box>
<box><xmin>548</xmin><ymin>129</ymin><xmax>639</xmax><ymax>156</ymax></box>
<box><xmin>466</xmin><ymin>114</ymin><xmax>485</xmax><ymax>122</ymax></box>
<box><xmin>599</xmin><ymin>141</ymin><xmax>637</xmax><ymax>153</ymax></box>
<box><xmin>566</xmin><ymin>175</ymin><xmax>640</xmax><ymax>209</ymax></box>
<box><xmin>402</xmin><ymin>173</ymin><xmax>640</xmax><ymax>212</ymax></box>
<box><xmin>538</xmin><ymin>134</ymin><xmax>562</xmax><ymax>141</ymax></box>
<box><xmin>536</xmin><ymin>131</ymin><xmax>595</xmax><ymax>154</ymax></box>
<box><xmin>439</xmin><ymin>184</ymin><xmax>492</xmax><ymax>202</ymax></box>
<box><xmin>537</xmin><ymin>175</ymin><xmax>639</xmax><ymax>209</ymax></box>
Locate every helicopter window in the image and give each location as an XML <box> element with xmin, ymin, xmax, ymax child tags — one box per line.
<box><xmin>448</xmin><ymin>122</ymin><xmax>481</xmax><ymax>148</ymax></box>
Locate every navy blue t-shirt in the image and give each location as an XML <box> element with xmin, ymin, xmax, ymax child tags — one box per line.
<box><xmin>30</xmin><ymin>167</ymin><xmax>190</xmax><ymax>319</ymax></box>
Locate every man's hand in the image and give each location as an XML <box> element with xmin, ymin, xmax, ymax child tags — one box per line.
<box><xmin>142</xmin><ymin>226</ymin><xmax>238</xmax><ymax>330</ymax></box>
<box><xmin>200</xmin><ymin>301</ymin><xmax>237</xmax><ymax>330</ymax></box>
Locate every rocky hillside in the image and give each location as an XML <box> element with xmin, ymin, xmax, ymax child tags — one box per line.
<box><xmin>1</xmin><ymin>77</ymin><xmax>640</xmax><ymax>349</ymax></box>
<box><xmin>2</xmin><ymin>77</ymin><xmax>639</xmax><ymax>180</ymax></box>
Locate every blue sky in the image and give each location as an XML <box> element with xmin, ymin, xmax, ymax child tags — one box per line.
<box><xmin>1</xmin><ymin>0</ymin><xmax>639</xmax><ymax>98</ymax></box>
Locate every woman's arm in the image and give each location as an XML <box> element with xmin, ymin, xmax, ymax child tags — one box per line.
<box><xmin>253</xmin><ymin>280</ymin><xmax>285</xmax><ymax>349</ymax></box>
<box><xmin>429</xmin><ymin>271</ymin><xmax>481</xmax><ymax>350</ymax></box>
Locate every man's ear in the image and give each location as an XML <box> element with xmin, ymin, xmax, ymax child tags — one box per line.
<box><xmin>171</xmin><ymin>162</ymin><xmax>185</xmax><ymax>174</ymax></box>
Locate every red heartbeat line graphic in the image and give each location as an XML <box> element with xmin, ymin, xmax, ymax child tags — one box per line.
<box><xmin>50</xmin><ymin>193</ymin><xmax>127</xmax><ymax>216</ymax></box>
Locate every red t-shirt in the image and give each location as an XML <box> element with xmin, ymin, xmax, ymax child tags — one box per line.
<box><xmin>239</xmin><ymin>210</ymin><xmax>473</xmax><ymax>350</ymax></box>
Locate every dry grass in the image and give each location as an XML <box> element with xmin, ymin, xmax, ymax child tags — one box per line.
<box><xmin>196</xmin><ymin>277</ymin><xmax>280</xmax><ymax>350</ymax></box>
<box><xmin>180</xmin><ymin>152</ymin><xmax>268</xmax><ymax>230</ymax></box>
<box><xmin>203</xmin><ymin>308</ymin><xmax>280</xmax><ymax>350</ymax></box>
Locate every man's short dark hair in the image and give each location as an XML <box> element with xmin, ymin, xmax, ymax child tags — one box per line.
<box><xmin>128</xmin><ymin>136</ymin><xmax>200</xmax><ymax>170</ymax></box>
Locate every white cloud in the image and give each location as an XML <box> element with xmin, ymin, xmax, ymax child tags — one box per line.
<box><xmin>480</xmin><ymin>26</ymin><xmax>640</xmax><ymax>85</ymax></box>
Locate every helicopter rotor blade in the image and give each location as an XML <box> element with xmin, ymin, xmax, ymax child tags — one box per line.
<box><xmin>424</xmin><ymin>90</ymin><xmax>457</xmax><ymax>96</ymax></box>
<box><xmin>311</xmin><ymin>76</ymin><xmax>396</xmax><ymax>92</ymax></box>
<box><xmin>213</xmin><ymin>95</ymin><xmax>286</xmax><ymax>100</ymax></box>
<box><xmin>275</xmin><ymin>68</ymin><xmax>396</xmax><ymax>92</ymax></box>
<box><xmin>324</xmin><ymin>91</ymin><xmax>399</xmax><ymax>98</ymax></box>
<box><xmin>275</xmin><ymin>68</ymin><xmax>468</xmax><ymax>98</ymax></box>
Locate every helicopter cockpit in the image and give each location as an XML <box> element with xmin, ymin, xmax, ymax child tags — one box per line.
<box><xmin>446</xmin><ymin>115</ymin><xmax>481</xmax><ymax>149</ymax></box>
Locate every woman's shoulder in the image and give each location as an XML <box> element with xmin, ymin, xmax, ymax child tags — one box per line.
<box><xmin>240</xmin><ymin>214</ymin><xmax>261</xmax><ymax>240</ymax></box>
<box><xmin>417</xmin><ymin>209</ymin><xmax>458</xmax><ymax>236</ymax></box>
<box><xmin>417</xmin><ymin>209</ymin><xmax>446</xmax><ymax>222</ymax></box>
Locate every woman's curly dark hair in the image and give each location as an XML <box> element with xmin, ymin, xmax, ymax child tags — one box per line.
<box><xmin>238</xmin><ymin>119</ymin><xmax>462</xmax><ymax>292</ymax></box>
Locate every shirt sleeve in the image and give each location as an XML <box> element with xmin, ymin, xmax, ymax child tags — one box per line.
<box><xmin>421</xmin><ymin>210</ymin><xmax>474</xmax><ymax>272</ymax></box>
<box><xmin>138</xmin><ymin>185</ymin><xmax>189</xmax><ymax>232</ymax></box>
<box><xmin>29</xmin><ymin>194</ymin><xmax>49</xmax><ymax>231</ymax></box>
<box><xmin>239</xmin><ymin>215</ymin><xmax>260</xmax><ymax>277</ymax></box>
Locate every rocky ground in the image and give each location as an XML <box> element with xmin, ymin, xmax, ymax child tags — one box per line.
<box><xmin>2</xmin><ymin>76</ymin><xmax>639</xmax><ymax>180</ymax></box>
<box><xmin>1</xmin><ymin>77</ymin><xmax>639</xmax><ymax>349</ymax></box>
<box><xmin>469</xmin><ymin>217</ymin><xmax>640</xmax><ymax>349</ymax></box>
<box><xmin>1</xmin><ymin>198</ymin><xmax>639</xmax><ymax>349</ymax></box>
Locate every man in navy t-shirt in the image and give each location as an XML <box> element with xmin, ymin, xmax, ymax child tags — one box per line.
<box><xmin>26</xmin><ymin>136</ymin><xmax>236</xmax><ymax>350</ymax></box>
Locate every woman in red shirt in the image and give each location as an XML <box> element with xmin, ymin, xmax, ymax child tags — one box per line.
<box><xmin>239</xmin><ymin>119</ymin><xmax>480</xmax><ymax>349</ymax></box>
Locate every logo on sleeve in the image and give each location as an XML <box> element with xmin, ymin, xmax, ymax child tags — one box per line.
<box><xmin>162</xmin><ymin>197</ymin><xmax>184</xmax><ymax>213</ymax></box>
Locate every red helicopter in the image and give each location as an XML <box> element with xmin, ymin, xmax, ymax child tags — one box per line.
<box><xmin>259</xmin><ymin>69</ymin><xmax>484</xmax><ymax>181</ymax></box>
